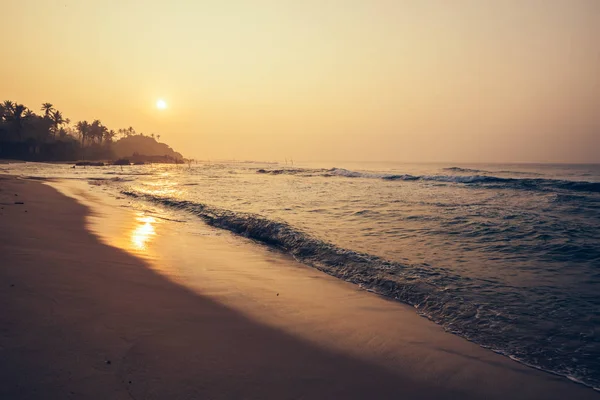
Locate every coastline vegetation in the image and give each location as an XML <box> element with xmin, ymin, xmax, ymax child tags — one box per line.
<box><xmin>0</xmin><ymin>100</ymin><xmax>183</xmax><ymax>163</ymax></box>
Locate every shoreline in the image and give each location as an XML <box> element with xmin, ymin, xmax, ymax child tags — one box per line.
<box><xmin>1</xmin><ymin>175</ymin><xmax>598</xmax><ymax>399</ymax></box>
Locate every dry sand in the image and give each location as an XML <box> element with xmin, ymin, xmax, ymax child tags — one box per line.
<box><xmin>0</xmin><ymin>175</ymin><xmax>597</xmax><ymax>399</ymax></box>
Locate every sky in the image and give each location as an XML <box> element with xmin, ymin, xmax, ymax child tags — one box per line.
<box><xmin>2</xmin><ymin>0</ymin><xmax>599</xmax><ymax>163</ymax></box>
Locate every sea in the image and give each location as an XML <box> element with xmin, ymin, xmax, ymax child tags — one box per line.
<box><xmin>3</xmin><ymin>160</ymin><xmax>600</xmax><ymax>390</ymax></box>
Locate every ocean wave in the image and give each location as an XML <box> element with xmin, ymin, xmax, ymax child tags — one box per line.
<box><xmin>256</xmin><ymin>167</ymin><xmax>600</xmax><ymax>193</ymax></box>
<box><xmin>381</xmin><ymin>174</ymin><xmax>420</xmax><ymax>181</ymax></box>
<box><xmin>256</xmin><ymin>168</ymin><xmax>313</xmax><ymax>175</ymax></box>
<box><xmin>444</xmin><ymin>166</ymin><xmax>542</xmax><ymax>176</ymax></box>
<box><xmin>443</xmin><ymin>167</ymin><xmax>486</xmax><ymax>173</ymax></box>
<box><xmin>323</xmin><ymin>168</ymin><xmax>366</xmax><ymax>178</ymax></box>
<box><xmin>120</xmin><ymin>191</ymin><xmax>462</xmax><ymax>307</ymax></box>
<box><xmin>104</xmin><ymin>171</ymin><xmax>155</xmax><ymax>176</ymax></box>
<box><xmin>120</xmin><ymin>189</ymin><xmax>600</xmax><ymax>390</ymax></box>
<box><xmin>88</xmin><ymin>177</ymin><xmax>134</xmax><ymax>183</ymax></box>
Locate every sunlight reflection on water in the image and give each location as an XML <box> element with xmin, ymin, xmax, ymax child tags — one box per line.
<box><xmin>139</xmin><ymin>179</ymin><xmax>182</xmax><ymax>197</ymax></box>
<box><xmin>131</xmin><ymin>214</ymin><xmax>157</xmax><ymax>251</ymax></box>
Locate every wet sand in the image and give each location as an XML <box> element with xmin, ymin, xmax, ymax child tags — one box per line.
<box><xmin>0</xmin><ymin>175</ymin><xmax>597</xmax><ymax>399</ymax></box>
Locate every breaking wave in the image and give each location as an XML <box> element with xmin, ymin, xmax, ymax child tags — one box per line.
<box><xmin>121</xmin><ymin>188</ymin><xmax>600</xmax><ymax>390</ymax></box>
<box><xmin>443</xmin><ymin>167</ymin><xmax>487</xmax><ymax>173</ymax></box>
<box><xmin>257</xmin><ymin>167</ymin><xmax>600</xmax><ymax>193</ymax></box>
<box><xmin>120</xmin><ymin>190</ymin><xmax>468</xmax><ymax>315</ymax></box>
<box><xmin>443</xmin><ymin>166</ymin><xmax>542</xmax><ymax>176</ymax></box>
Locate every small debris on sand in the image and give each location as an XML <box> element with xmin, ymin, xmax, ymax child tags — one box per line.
<box><xmin>15</xmin><ymin>201</ymin><xmax>24</xmax><ymax>205</ymax></box>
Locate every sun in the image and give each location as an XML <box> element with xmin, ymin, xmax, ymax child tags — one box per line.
<box><xmin>156</xmin><ymin>99</ymin><xmax>167</xmax><ymax>110</ymax></box>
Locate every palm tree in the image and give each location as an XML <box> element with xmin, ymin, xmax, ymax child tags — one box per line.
<box><xmin>10</xmin><ymin>104</ymin><xmax>27</xmax><ymax>140</ymax></box>
<box><xmin>99</xmin><ymin>126</ymin><xmax>108</xmax><ymax>144</ymax></box>
<box><xmin>51</xmin><ymin>110</ymin><xmax>66</xmax><ymax>139</ymax></box>
<box><xmin>90</xmin><ymin>120</ymin><xmax>100</xmax><ymax>144</ymax></box>
<box><xmin>157</xmin><ymin>134</ymin><xmax>161</xmax><ymax>142</ymax></box>
<box><xmin>105</xmin><ymin>129</ymin><xmax>116</xmax><ymax>143</ymax></box>
<box><xmin>76</xmin><ymin>120</ymin><xmax>90</xmax><ymax>147</ymax></box>
<box><xmin>41</xmin><ymin>103</ymin><xmax>54</xmax><ymax>118</ymax></box>
<box><xmin>89</xmin><ymin>119</ymin><xmax>107</xmax><ymax>144</ymax></box>
<box><xmin>2</xmin><ymin>100</ymin><xmax>15</xmax><ymax>113</ymax></box>
<box><xmin>2</xmin><ymin>101</ymin><xmax>14</xmax><ymax>122</ymax></box>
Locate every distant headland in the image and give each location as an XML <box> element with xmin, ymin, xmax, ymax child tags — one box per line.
<box><xmin>0</xmin><ymin>100</ymin><xmax>184</xmax><ymax>164</ymax></box>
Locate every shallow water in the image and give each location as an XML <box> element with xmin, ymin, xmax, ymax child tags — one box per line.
<box><xmin>5</xmin><ymin>160</ymin><xmax>600</xmax><ymax>389</ymax></box>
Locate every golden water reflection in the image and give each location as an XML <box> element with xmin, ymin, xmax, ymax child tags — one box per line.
<box><xmin>138</xmin><ymin>179</ymin><xmax>182</xmax><ymax>197</ymax></box>
<box><xmin>131</xmin><ymin>214</ymin><xmax>157</xmax><ymax>251</ymax></box>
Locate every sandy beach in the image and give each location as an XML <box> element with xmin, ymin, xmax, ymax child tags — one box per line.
<box><xmin>0</xmin><ymin>175</ymin><xmax>597</xmax><ymax>399</ymax></box>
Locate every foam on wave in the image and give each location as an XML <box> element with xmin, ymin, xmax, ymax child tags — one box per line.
<box><xmin>444</xmin><ymin>166</ymin><xmax>543</xmax><ymax>176</ymax></box>
<box><xmin>443</xmin><ymin>167</ymin><xmax>485</xmax><ymax>173</ymax></box>
<box><xmin>256</xmin><ymin>167</ymin><xmax>600</xmax><ymax>193</ymax></box>
<box><xmin>120</xmin><ymin>190</ymin><xmax>464</xmax><ymax>312</ymax></box>
<box><xmin>119</xmin><ymin>188</ymin><xmax>600</xmax><ymax>390</ymax></box>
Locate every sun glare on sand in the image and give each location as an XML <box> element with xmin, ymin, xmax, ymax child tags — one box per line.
<box><xmin>156</xmin><ymin>99</ymin><xmax>167</xmax><ymax>109</ymax></box>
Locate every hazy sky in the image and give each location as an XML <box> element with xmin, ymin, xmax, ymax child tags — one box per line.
<box><xmin>2</xmin><ymin>0</ymin><xmax>599</xmax><ymax>163</ymax></box>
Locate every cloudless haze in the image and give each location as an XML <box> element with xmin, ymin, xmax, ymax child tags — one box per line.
<box><xmin>2</xmin><ymin>0</ymin><xmax>599</xmax><ymax>162</ymax></box>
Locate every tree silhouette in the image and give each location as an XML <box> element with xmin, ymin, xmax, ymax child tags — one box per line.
<box><xmin>90</xmin><ymin>120</ymin><xmax>105</xmax><ymax>144</ymax></box>
<box><xmin>41</xmin><ymin>103</ymin><xmax>54</xmax><ymax>118</ymax></box>
<box><xmin>76</xmin><ymin>120</ymin><xmax>90</xmax><ymax>147</ymax></box>
<box><xmin>51</xmin><ymin>110</ymin><xmax>66</xmax><ymax>139</ymax></box>
<box><xmin>2</xmin><ymin>100</ymin><xmax>15</xmax><ymax>114</ymax></box>
<box><xmin>9</xmin><ymin>104</ymin><xmax>27</xmax><ymax>140</ymax></box>
<box><xmin>105</xmin><ymin>129</ymin><xmax>116</xmax><ymax>143</ymax></box>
